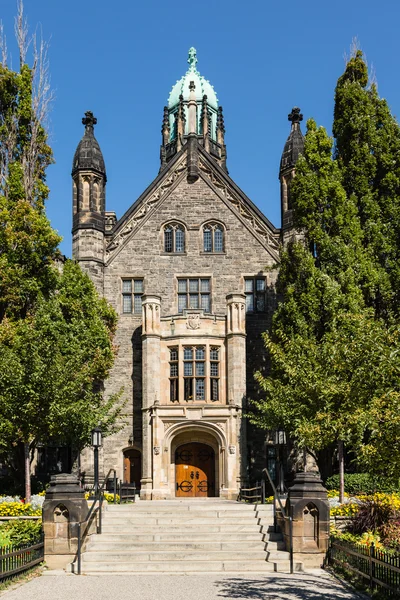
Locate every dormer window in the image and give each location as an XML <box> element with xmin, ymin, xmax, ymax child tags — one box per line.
<box><xmin>164</xmin><ymin>223</ymin><xmax>185</xmax><ymax>253</ymax></box>
<box><xmin>203</xmin><ymin>223</ymin><xmax>224</xmax><ymax>253</ymax></box>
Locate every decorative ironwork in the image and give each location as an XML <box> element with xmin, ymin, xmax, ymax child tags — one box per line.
<box><xmin>327</xmin><ymin>536</ymin><xmax>400</xmax><ymax>597</ymax></box>
<box><xmin>197</xmin><ymin>480</ymin><xmax>213</xmax><ymax>493</ymax></box>
<box><xmin>177</xmin><ymin>480</ymin><xmax>193</xmax><ymax>493</ymax></box>
<box><xmin>176</xmin><ymin>449</ymin><xmax>193</xmax><ymax>462</ymax></box>
<box><xmin>197</xmin><ymin>448</ymin><xmax>214</xmax><ymax>461</ymax></box>
<box><xmin>0</xmin><ymin>539</ymin><xmax>44</xmax><ymax>581</ymax></box>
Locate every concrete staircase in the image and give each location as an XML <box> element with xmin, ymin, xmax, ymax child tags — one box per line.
<box><xmin>81</xmin><ymin>499</ymin><xmax>303</xmax><ymax>573</ymax></box>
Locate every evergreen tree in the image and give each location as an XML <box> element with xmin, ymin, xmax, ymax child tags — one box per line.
<box><xmin>253</xmin><ymin>69</ymin><xmax>400</xmax><ymax>488</ymax></box>
<box><xmin>333</xmin><ymin>50</ymin><xmax>400</xmax><ymax>321</ymax></box>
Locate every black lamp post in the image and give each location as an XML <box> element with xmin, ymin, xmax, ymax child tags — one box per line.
<box><xmin>91</xmin><ymin>427</ymin><xmax>102</xmax><ymax>497</ymax></box>
<box><xmin>275</xmin><ymin>428</ymin><xmax>286</xmax><ymax>494</ymax></box>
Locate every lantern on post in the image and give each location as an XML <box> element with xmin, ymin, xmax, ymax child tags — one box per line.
<box><xmin>274</xmin><ymin>428</ymin><xmax>287</xmax><ymax>494</ymax></box>
<box><xmin>91</xmin><ymin>427</ymin><xmax>102</xmax><ymax>496</ymax></box>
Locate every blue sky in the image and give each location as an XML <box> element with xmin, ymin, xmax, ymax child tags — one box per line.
<box><xmin>1</xmin><ymin>0</ymin><xmax>398</xmax><ymax>257</ymax></box>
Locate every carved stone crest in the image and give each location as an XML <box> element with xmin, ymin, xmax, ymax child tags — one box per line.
<box><xmin>153</xmin><ymin>446</ymin><xmax>160</xmax><ymax>455</ymax></box>
<box><xmin>186</xmin><ymin>313</ymin><xmax>200</xmax><ymax>330</ymax></box>
<box><xmin>229</xmin><ymin>445</ymin><xmax>236</xmax><ymax>455</ymax></box>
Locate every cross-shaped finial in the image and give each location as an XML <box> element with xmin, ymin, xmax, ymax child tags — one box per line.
<box><xmin>288</xmin><ymin>107</ymin><xmax>303</xmax><ymax>125</ymax></box>
<box><xmin>82</xmin><ymin>111</ymin><xmax>97</xmax><ymax>130</ymax></box>
<box><xmin>188</xmin><ymin>47</ymin><xmax>198</xmax><ymax>70</ymax></box>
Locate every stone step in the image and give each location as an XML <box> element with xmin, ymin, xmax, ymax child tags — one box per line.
<box><xmin>80</xmin><ymin>560</ymin><xmax>278</xmax><ymax>573</ymax></box>
<box><xmin>104</xmin><ymin>500</ymin><xmax>260</xmax><ymax>512</ymax></box>
<box><xmin>263</xmin><ymin>540</ymin><xmax>286</xmax><ymax>551</ymax></box>
<box><xmin>262</xmin><ymin>531</ymin><xmax>284</xmax><ymax>542</ymax></box>
<box><xmin>101</xmin><ymin>518</ymin><xmax>261</xmax><ymax>527</ymax></box>
<box><xmin>82</xmin><ymin>550</ymin><xmax>268</xmax><ymax>562</ymax></box>
<box><xmin>266</xmin><ymin>549</ymin><xmax>290</xmax><ymax>560</ymax></box>
<box><xmin>96</xmin><ymin>532</ymin><xmax>264</xmax><ymax>542</ymax></box>
<box><xmin>101</xmin><ymin>524</ymin><xmax>262</xmax><ymax>533</ymax></box>
<box><xmin>88</xmin><ymin>541</ymin><xmax>264</xmax><ymax>551</ymax></box>
<box><xmin>104</xmin><ymin>510</ymin><xmax>262</xmax><ymax>518</ymax></box>
<box><xmin>101</xmin><ymin>517</ymin><xmax>263</xmax><ymax>526</ymax></box>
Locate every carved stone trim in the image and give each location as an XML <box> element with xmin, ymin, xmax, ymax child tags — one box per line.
<box><xmin>199</xmin><ymin>158</ymin><xmax>280</xmax><ymax>255</ymax></box>
<box><xmin>105</xmin><ymin>157</ymin><xmax>187</xmax><ymax>260</ymax></box>
<box><xmin>186</xmin><ymin>313</ymin><xmax>200</xmax><ymax>330</ymax></box>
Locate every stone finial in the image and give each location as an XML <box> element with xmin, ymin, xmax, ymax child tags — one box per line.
<box><xmin>82</xmin><ymin>111</ymin><xmax>97</xmax><ymax>132</ymax></box>
<box><xmin>188</xmin><ymin>47</ymin><xmax>198</xmax><ymax>71</ymax></box>
<box><xmin>162</xmin><ymin>105</ymin><xmax>170</xmax><ymax>147</ymax></box>
<box><xmin>217</xmin><ymin>106</ymin><xmax>225</xmax><ymax>134</ymax></box>
<box><xmin>162</xmin><ymin>106</ymin><xmax>169</xmax><ymax>130</ymax></box>
<box><xmin>288</xmin><ymin>107</ymin><xmax>303</xmax><ymax>126</ymax></box>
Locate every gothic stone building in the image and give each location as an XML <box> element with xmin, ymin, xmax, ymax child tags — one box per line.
<box><xmin>72</xmin><ymin>48</ymin><xmax>304</xmax><ymax>500</ymax></box>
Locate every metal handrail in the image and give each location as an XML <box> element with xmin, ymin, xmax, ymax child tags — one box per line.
<box><xmin>73</xmin><ymin>468</ymin><xmax>117</xmax><ymax>575</ymax></box>
<box><xmin>262</xmin><ymin>468</ymin><xmax>294</xmax><ymax>574</ymax></box>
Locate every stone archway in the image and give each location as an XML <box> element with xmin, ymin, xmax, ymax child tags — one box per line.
<box><xmin>165</xmin><ymin>422</ymin><xmax>227</xmax><ymax>498</ymax></box>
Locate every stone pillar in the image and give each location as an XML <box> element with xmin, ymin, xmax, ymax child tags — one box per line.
<box><xmin>226</xmin><ymin>293</ymin><xmax>246</xmax><ymax>496</ymax></box>
<box><xmin>141</xmin><ymin>294</ymin><xmax>161</xmax><ymax>500</ymax></box>
<box><xmin>42</xmin><ymin>473</ymin><xmax>89</xmax><ymax>570</ymax></box>
<box><xmin>284</xmin><ymin>472</ymin><xmax>330</xmax><ymax>568</ymax></box>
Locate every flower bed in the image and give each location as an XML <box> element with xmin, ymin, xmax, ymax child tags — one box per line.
<box><xmin>0</xmin><ymin>495</ymin><xmax>43</xmax><ymax>518</ymax></box>
<box><xmin>329</xmin><ymin>491</ymin><xmax>400</xmax><ymax>553</ymax></box>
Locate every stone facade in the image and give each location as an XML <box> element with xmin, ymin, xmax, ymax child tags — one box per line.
<box><xmin>73</xmin><ymin>50</ymin><xmax>303</xmax><ymax>499</ymax></box>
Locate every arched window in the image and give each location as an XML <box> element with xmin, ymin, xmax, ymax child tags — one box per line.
<box><xmin>164</xmin><ymin>223</ymin><xmax>185</xmax><ymax>253</ymax></box>
<box><xmin>203</xmin><ymin>223</ymin><xmax>224</xmax><ymax>253</ymax></box>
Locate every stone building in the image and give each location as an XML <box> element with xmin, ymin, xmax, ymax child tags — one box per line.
<box><xmin>72</xmin><ymin>48</ymin><xmax>303</xmax><ymax>500</ymax></box>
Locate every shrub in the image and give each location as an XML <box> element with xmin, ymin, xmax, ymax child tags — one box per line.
<box><xmin>0</xmin><ymin>520</ymin><xmax>42</xmax><ymax>547</ymax></box>
<box><xmin>379</xmin><ymin>518</ymin><xmax>400</xmax><ymax>551</ymax></box>
<box><xmin>325</xmin><ymin>473</ymin><xmax>399</xmax><ymax>495</ymax></box>
<box><xmin>348</xmin><ymin>498</ymin><xmax>393</xmax><ymax>535</ymax></box>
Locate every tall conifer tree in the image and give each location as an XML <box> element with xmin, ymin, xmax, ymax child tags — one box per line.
<box><xmin>253</xmin><ymin>51</ymin><xmax>400</xmax><ymax>488</ymax></box>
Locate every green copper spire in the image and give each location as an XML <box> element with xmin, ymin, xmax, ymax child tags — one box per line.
<box><xmin>188</xmin><ymin>47</ymin><xmax>198</xmax><ymax>71</ymax></box>
<box><xmin>168</xmin><ymin>47</ymin><xmax>218</xmax><ymax>110</ymax></box>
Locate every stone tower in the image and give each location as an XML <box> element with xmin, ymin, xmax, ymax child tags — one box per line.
<box><xmin>279</xmin><ymin>107</ymin><xmax>305</xmax><ymax>245</ymax></box>
<box><xmin>160</xmin><ymin>47</ymin><xmax>227</xmax><ymax>173</ymax></box>
<box><xmin>72</xmin><ymin>111</ymin><xmax>107</xmax><ymax>293</ymax></box>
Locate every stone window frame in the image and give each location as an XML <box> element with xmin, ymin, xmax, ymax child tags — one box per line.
<box><xmin>199</xmin><ymin>219</ymin><xmax>228</xmax><ymax>256</ymax></box>
<box><xmin>201</xmin><ymin>221</ymin><xmax>225</xmax><ymax>254</ymax></box>
<box><xmin>168</xmin><ymin>343</ymin><xmax>222</xmax><ymax>404</ymax></box>
<box><xmin>177</xmin><ymin>277</ymin><xmax>211</xmax><ymax>314</ymax></box>
<box><xmin>244</xmin><ymin>276</ymin><xmax>267</xmax><ymax>313</ymax></box>
<box><xmin>162</xmin><ymin>220</ymin><xmax>187</xmax><ymax>254</ymax></box>
<box><xmin>122</xmin><ymin>278</ymin><xmax>144</xmax><ymax>314</ymax></box>
<box><xmin>169</xmin><ymin>347</ymin><xmax>179</xmax><ymax>402</ymax></box>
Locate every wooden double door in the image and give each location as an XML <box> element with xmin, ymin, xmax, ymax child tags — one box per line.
<box><xmin>175</xmin><ymin>442</ymin><xmax>215</xmax><ymax>497</ymax></box>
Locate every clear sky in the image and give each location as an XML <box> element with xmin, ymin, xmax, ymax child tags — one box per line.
<box><xmin>1</xmin><ymin>0</ymin><xmax>398</xmax><ymax>257</ymax></box>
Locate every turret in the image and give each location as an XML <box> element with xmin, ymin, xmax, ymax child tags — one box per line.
<box><xmin>279</xmin><ymin>107</ymin><xmax>304</xmax><ymax>243</ymax></box>
<box><xmin>72</xmin><ymin>111</ymin><xmax>106</xmax><ymax>292</ymax></box>
<box><xmin>160</xmin><ymin>48</ymin><xmax>227</xmax><ymax>172</ymax></box>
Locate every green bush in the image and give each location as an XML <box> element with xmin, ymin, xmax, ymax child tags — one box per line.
<box><xmin>0</xmin><ymin>520</ymin><xmax>42</xmax><ymax>547</ymax></box>
<box><xmin>325</xmin><ymin>473</ymin><xmax>399</xmax><ymax>495</ymax></box>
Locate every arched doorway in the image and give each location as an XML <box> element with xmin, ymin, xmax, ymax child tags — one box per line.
<box><xmin>123</xmin><ymin>448</ymin><xmax>141</xmax><ymax>489</ymax></box>
<box><xmin>175</xmin><ymin>442</ymin><xmax>215</xmax><ymax>497</ymax></box>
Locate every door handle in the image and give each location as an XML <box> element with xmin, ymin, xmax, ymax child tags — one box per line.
<box><xmin>196</xmin><ymin>471</ymin><xmax>199</xmax><ymax>479</ymax></box>
<box><xmin>190</xmin><ymin>471</ymin><xmax>194</xmax><ymax>479</ymax></box>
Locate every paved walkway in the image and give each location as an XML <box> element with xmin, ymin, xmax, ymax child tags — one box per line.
<box><xmin>1</xmin><ymin>570</ymin><xmax>363</xmax><ymax>600</ymax></box>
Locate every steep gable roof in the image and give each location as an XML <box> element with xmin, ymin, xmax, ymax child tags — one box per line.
<box><xmin>105</xmin><ymin>144</ymin><xmax>280</xmax><ymax>265</ymax></box>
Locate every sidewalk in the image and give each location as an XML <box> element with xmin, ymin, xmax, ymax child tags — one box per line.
<box><xmin>1</xmin><ymin>570</ymin><xmax>364</xmax><ymax>600</ymax></box>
